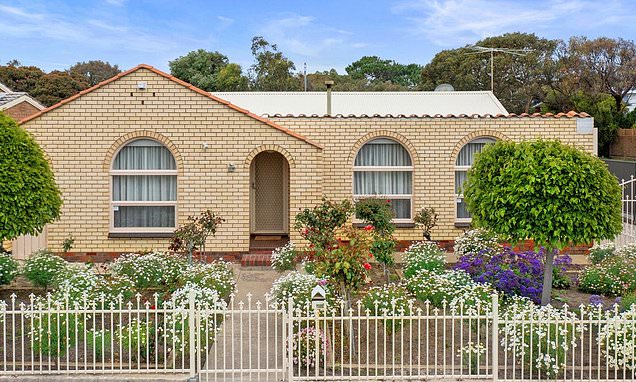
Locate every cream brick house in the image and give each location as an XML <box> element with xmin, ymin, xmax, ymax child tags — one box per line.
<box><xmin>16</xmin><ymin>65</ymin><xmax>595</xmax><ymax>260</ymax></box>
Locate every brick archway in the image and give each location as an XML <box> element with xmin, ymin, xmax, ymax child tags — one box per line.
<box><xmin>450</xmin><ymin>130</ymin><xmax>510</xmax><ymax>164</ymax></box>
<box><xmin>103</xmin><ymin>130</ymin><xmax>183</xmax><ymax>173</ymax></box>
<box><xmin>349</xmin><ymin>130</ymin><xmax>419</xmax><ymax>166</ymax></box>
<box><xmin>245</xmin><ymin>145</ymin><xmax>296</xmax><ymax>168</ymax></box>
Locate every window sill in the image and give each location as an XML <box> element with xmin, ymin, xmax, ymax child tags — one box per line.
<box><xmin>353</xmin><ymin>222</ymin><xmax>416</xmax><ymax>229</ymax></box>
<box><xmin>454</xmin><ymin>221</ymin><xmax>472</xmax><ymax>228</ymax></box>
<box><xmin>109</xmin><ymin>232</ymin><xmax>174</xmax><ymax>238</ymax></box>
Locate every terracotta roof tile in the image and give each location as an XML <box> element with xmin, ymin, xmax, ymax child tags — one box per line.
<box><xmin>264</xmin><ymin>111</ymin><xmax>591</xmax><ymax>119</ymax></box>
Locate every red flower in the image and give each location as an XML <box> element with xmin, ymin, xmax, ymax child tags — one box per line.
<box><xmin>363</xmin><ymin>263</ymin><xmax>372</xmax><ymax>270</ymax></box>
<box><xmin>364</xmin><ymin>225</ymin><xmax>374</xmax><ymax>231</ymax></box>
<box><xmin>150</xmin><ymin>305</ymin><xmax>156</xmax><ymax>310</ymax></box>
<box><xmin>386</xmin><ymin>199</ymin><xmax>391</xmax><ymax>203</ymax></box>
<box><xmin>368</xmin><ymin>253</ymin><xmax>373</xmax><ymax>258</ymax></box>
<box><xmin>302</xmin><ymin>228</ymin><xmax>309</xmax><ymax>235</ymax></box>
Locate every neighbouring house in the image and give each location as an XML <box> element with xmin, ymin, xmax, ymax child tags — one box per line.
<box><xmin>0</xmin><ymin>82</ymin><xmax>44</xmax><ymax>120</ymax></box>
<box><xmin>15</xmin><ymin>64</ymin><xmax>596</xmax><ymax>261</ymax></box>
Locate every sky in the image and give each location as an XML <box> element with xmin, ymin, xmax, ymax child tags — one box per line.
<box><xmin>1</xmin><ymin>0</ymin><xmax>636</xmax><ymax>74</ymax></box>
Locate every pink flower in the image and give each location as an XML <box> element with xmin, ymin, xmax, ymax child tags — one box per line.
<box><xmin>363</xmin><ymin>263</ymin><xmax>372</xmax><ymax>270</ymax></box>
<box><xmin>302</xmin><ymin>228</ymin><xmax>309</xmax><ymax>235</ymax></box>
<box><xmin>364</xmin><ymin>225</ymin><xmax>374</xmax><ymax>231</ymax></box>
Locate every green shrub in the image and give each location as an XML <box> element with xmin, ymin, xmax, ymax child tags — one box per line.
<box><xmin>596</xmin><ymin>306</ymin><xmax>636</xmax><ymax>371</ymax></box>
<box><xmin>271</xmin><ymin>242</ymin><xmax>297</xmax><ymax>272</ymax></box>
<box><xmin>355</xmin><ymin>198</ymin><xmax>395</xmax><ymax>236</ymax></box>
<box><xmin>27</xmin><ymin>307</ymin><xmax>85</xmax><ymax>356</ymax></box>
<box><xmin>403</xmin><ymin>241</ymin><xmax>445</xmax><ymax>278</ymax></box>
<box><xmin>185</xmin><ymin>260</ymin><xmax>236</xmax><ymax>300</ymax></box>
<box><xmin>588</xmin><ymin>242</ymin><xmax>616</xmax><ymax>264</ymax></box>
<box><xmin>110</xmin><ymin>252</ymin><xmax>187</xmax><ymax>291</ymax></box>
<box><xmin>405</xmin><ymin>269</ymin><xmax>494</xmax><ymax>313</ymax></box>
<box><xmin>362</xmin><ymin>283</ymin><xmax>413</xmax><ymax>333</ymax></box>
<box><xmin>23</xmin><ymin>250</ymin><xmax>68</xmax><ymax>291</ymax></box>
<box><xmin>86</xmin><ymin>329</ymin><xmax>113</xmax><ymax>359</ymax></box>
<box><xmin>0</xmin><ymin>113</ymin><xmax>62</xmax><ymax>244</ymax></box>
<box><xmin>116</xmin><ymin>318</ymin><xmax>154</xmax><ymax>361</ymax></box>
<box><xmin>0</xmin><ymin>252</ymin><xmax>19</xmax><ymax>285</ymax></box>
<box><xmin>453</xmin><ymin>228</ymin><xmax>501</xmax><ymax>258</ymax></box>
<box><xmin>500</xmin><ymin>299</ymin><xmax>582</xmax><ymax>378</ymax></box>
<box><xmin>578</xmin><ymin>254</ymin><xmax>636</xmax><ymax>296</ymax></box>
<box><xmin>294</xmin><ymin>198</ymin><xmax>353</xmax><ymax>250</ymax></box>
<box><xmin>619</xmin><ymin>293</ymin><xmax>636</xmax><ymax>311</ymax></box>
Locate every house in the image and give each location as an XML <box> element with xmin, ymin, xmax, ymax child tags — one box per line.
<box><xmin>0</xmin><ymin>82</ymin><xmax>45</xmax><ymax>120</ymax></box>
<box><xmin>16</xmin><ymin>64</ymin><xmax>596</xmax><ymax>261</ymax></box>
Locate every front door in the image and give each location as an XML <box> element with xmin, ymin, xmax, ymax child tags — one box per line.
<box><xmin>250</xmin><ymin>151</ymin><xmax>289</xmax><ymax>234</ymax></box>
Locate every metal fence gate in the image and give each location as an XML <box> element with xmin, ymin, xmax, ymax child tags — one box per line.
<box><xmin>615</xmin><ymin>176</ymin><xmax>636</xmax><ymax>249</ymax></box>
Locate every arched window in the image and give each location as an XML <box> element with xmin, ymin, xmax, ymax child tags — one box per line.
<box><xmin>111</xmin><ymin>139</ymin><xmax>177</xmax><ymax>232</ymax></box>
<box><xmin>455</xmin><ymin>137</ymin><xmax>496</xmax><ymax>221</ymax></box>
<box><xmin>353</xmin><ymin>138</ymin><xmax>413</xmax><ymax>220</ymax></box>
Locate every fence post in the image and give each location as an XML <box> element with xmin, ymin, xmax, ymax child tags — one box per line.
<box><xmin>188</xmin><ymin>289</ymin><xmax>197</xmax><ymax>380</ymax></box>
<box><xmin>491</xmin><ymin>293</ymin><xmax>499</xmax><ymax>382</ymax></box>
<box><xmin>287</xmin><ymin>297</ymin><xmax>294</xmax><ymax>382</ymax></box>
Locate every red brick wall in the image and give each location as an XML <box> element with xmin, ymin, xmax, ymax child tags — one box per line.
<box><xmin>3</xmin><ymin>101</ymin><xmax>40</xmax><ymax>121</ymax></box>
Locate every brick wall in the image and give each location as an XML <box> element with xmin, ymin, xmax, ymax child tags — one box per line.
<box><xmin>22</xmin><ymin>68</ymin><xmax>323</xmax><ymax>254</ymax></box>
<box><xmin>3</xmin><ymin>100</ymin><xmax>40</xmax><ymax>120</ymax></box>
<box><xmin>20</xmin><ymin>66</ymin><xmax>596</xmax><ymax>259</ymax></box>
<box><xmin>272</xmin><ymin>116</ymin><xmax>595</xmax><ymax>242</ymax></box>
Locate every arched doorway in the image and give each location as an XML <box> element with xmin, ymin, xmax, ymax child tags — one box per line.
<box><xmin>250</xmin><ymin>151</ymin><xmax>290</xmax><ymax>235</ymax></box>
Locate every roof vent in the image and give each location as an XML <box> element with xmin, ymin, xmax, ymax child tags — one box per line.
<box><xmin>434</xmin><ymin>83</ymin><xmax>455</xmax><ymax>92</ymax></box>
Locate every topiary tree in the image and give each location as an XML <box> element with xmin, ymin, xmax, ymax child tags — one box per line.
<box><xmin>355</xmin><ymin>198</ymin><xmax>396</xmax><ymax>283</ymax></box>
<box><xmin>464</xmin><ymin>139</ymin><xmax>622</xmax><ymax>305</ymax></box>
<box><xmin>0</xmin><ymin>113</ymin><xmax>62</xmax><ymax>249</ymax></box>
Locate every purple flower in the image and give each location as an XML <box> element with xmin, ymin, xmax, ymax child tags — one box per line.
<box><xmin>590</xmin><ymin>295</ymin><xmax>603</xmax><ymax>306</ymax></box>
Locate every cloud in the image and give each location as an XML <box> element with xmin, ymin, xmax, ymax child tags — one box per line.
<box><xmin>259</xmin><ymin>13</ymin><xmax>360</xmax><ymax>58</ymax></box>
<box><xmin>103</xmin><ymin>0</ymin><xmax>126</xmax><ymax>6</ymax></box>
<box><xmin>392</xmin><ymin>0</ymin><xmax>635</xmax><ymax>47</ymax></box>
<box><xmin>216</xmin><ymin>15</ymin><xmax>234</xmax><ymax>30</ymax></box>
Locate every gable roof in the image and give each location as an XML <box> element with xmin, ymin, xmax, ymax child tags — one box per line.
<box><xmin>0</xmin><ymin>92</ymin><xmax>45</xmax><ymax>110</ymax></box>
<box><xmin>19</xmin><ymin>64</ymin><xmax>322</xmax><ymax>149</ymax></box>
<box><xmin>212</xmin><ymin>91</ymin><xmax>509</xmax><ymax>117</ymax></box>
<box><xmin>0</xmin><ymin>82</ymin><xmax>12</xmax><ymax>93</ymax></box>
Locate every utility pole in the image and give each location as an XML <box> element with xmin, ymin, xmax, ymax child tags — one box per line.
<box><xmin>303</xmin><ymin>62</ymin><xmax>308</xmax><ymax>92</ymax></box>
<box><xmin>466</xmin><ymin>46</ymin><xmax>531</xmax><ymax>92</ymax></box>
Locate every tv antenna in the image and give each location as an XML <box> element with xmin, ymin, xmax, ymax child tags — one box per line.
<box><xmin>466</xmin><ymin>46</ymin><xmax>531</xmax><ymax>92</ymax></box>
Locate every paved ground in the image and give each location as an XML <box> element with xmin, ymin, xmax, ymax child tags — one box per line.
<box><xmin>201</xmin><ymin>265</ymin><xmax>285</xmax><ymax>381</ymax></box>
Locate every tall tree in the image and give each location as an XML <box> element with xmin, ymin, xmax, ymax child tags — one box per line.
<box><xmin>464</xmin><ymin>140</ymin><xmax>622</xmax><ymax>305</ymax></box>
<box><xmin>215</xmin><ymin>63</ymin><xmax>249</xmax><ymax>91</ymax></box>
<box><xmin>566</xmin><ymin>36</ymin><xmax>636</xmax><ymax>112</ymax></box>
<box><xmin>32</xmin><ymin>71</ymin><xmax>88</xmax><ymax>107</ymax></box>
<box><xmin>68</xmin><ymin>60</ymin><xmax>120</xmax><ymax>86</ymax></box>
<box><xmin>249</xmin><ymin>36</ymin><xmax>300</xmax><ymax>91</ymax></box>
<box><xmin>420</xmin><ymin>33</ymin><xmax>559</xmax><ymax>113</ymax></box>
<box><xmin>346</xmin><ymin>56</ymin><xmax>422</xmax><ymax>88</ymax></box>
<box><xmin>0</xmin><ymin>63</ymin><xmax>45</xmax><ymax>93</ymax></box>
<box><xmin>0</xmin><ymin>113</ymin><xmax>62</xmax><ymax>250</ymax></box>
<box><xmin>169</xmin><ymin>49</ymin><xmax>233</xmax><ymax>91</ymax></box>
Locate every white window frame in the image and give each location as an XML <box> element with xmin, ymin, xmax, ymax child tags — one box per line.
<box><xmin>454</xmin><ymin>137</ymin><xmax>496</xmax><ymax>223</ymax></box>
<box><xmin>109</xmin><ymin>142</ymin><xmax>178</xmax><ymax>234</ymax></box>
<box><xmin>352</xmin><ymin>140</ymin><xmax>414</xmax><ymax>223</ymax></box>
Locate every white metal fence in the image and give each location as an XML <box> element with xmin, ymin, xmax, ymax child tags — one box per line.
<box><xmin>615</xmin><ymin>176</ymin><xmax>636</xmax><ymax>249</ymax></box>
<box><xmin>1</xmin><ymin>293</ymin><xmax>636</xmax><ymax>381</ymax></box>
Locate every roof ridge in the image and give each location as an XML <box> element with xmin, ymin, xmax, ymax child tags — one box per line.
<box><xmin>265</xmin><ymin>111</ymin><xmax>591</xmax><ymax>119</ymax></box>
<box><xmin>19</xmin><ymin>64</ymin><xmax>322</xmax><ymax>150</ymax></box>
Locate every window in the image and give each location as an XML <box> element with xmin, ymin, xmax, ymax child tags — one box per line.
<box><xmin>111</xmin><ymin>139</ymin><xmax>177</xmax><ymax>233</ymax></box>
<box><xmin>353</xmin><ymin>138</ymin><xmax>413</xmax><ymax>221</ymax></box>
<box><xmin>455</xmin><ymin>137</ymin><xmax>496</xmax><ymax>221</ymax></box>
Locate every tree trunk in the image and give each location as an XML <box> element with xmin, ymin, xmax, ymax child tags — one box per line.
<box><xmin>541</xmin><ymin>249</ymin><xmax>555</xmax><ymax>306</ymax></box>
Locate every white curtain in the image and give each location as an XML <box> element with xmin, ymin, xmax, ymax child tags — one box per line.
<box><xmin>354</xmin><ymin>139</ymin><xmax>412</xmax><ymax>219</ymax></box>
<box><xmin>455</xmin><ymin>138</ymin><xmax>495</xmax><ymax>219</ymax></box>
<box><xmin>355</xmin><ymin>139</ymin><xmax>412</xmax><ymax>166</ymax></box>
<box><xmin>112</xmin><ymin>139</ymin><xmax>176</xmax><ymax>228</ymax></box>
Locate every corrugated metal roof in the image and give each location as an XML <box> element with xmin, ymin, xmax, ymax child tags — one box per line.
<box><xmin>212</xmin><ymin>91</ymin><xmax>509</xmax><ymax>116</ymax></box>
